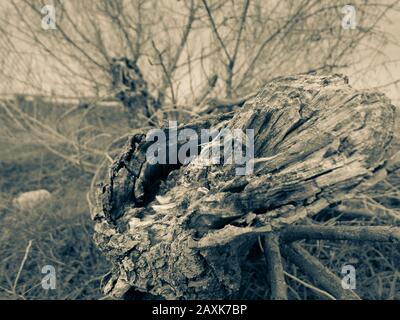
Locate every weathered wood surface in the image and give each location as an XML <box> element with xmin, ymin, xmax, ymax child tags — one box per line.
<box><xmin>92</xmin><ymin>74</ymin><xmax>398</xmax><ymax>299</ymax></box>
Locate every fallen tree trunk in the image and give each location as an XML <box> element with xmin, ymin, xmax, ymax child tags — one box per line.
<box><xmin>92</xmin><ymin>74</ymin><xmax>399</xmax><ymax>299</ymax></box>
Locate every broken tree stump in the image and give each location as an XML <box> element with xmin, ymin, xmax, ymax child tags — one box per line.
<box><xmin>92</xmin><ymin>74</ymin><xmax>399</xmax><ymax>300</ymax></box>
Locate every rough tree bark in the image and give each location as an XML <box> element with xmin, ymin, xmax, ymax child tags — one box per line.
<box><xmin>92</xmin><ymin>74</ymin><xmax>399</xmax><ymax>300</ymax></box>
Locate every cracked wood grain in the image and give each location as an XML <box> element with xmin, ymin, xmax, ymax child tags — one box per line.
<box><xmin>92</xmin><ymin>74</ymin><xmax>397</xmax><ymax>299</ymax></box>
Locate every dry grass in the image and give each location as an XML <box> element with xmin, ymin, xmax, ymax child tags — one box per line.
<box><xmin>0</xmin><ymin>141</ymin><xmax>110</xmax><ymax>300</ymax></box>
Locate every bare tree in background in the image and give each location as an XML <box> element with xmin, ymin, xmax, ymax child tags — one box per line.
<box><xmin>1</xmin><ymin>0</ymin><xmax>399</xmax><ymax>103</ymax></box>
<box><xmin>0</xmin><ymin>0</ymin><xmax>399</xmax><ymax>176</ymax></box>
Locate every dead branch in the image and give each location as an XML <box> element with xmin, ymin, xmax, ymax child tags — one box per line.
<box><xmin>281</xmin><ymin>225</ymin><xmax>400</xmax><ymax>243</ymax></box>
<box><xmin>282</xmin><ymin>243</ymin><xmax>361</xmax><ymax>300</ymax></box>
<box><xmin>262</xmin><ymin>234</ymin><xmax>287</xmax><ymax>300</ymax></box>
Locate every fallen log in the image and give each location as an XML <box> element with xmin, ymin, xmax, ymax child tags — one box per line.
<box><xmin>92</xmin><ymin>74</ymin><xmax>399</xmax><ymax>299</ymax></box>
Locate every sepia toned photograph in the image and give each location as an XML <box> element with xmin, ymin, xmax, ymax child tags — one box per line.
<box><xmin>0</xmin><ymin>0</ymin><xmax>399</xmax><ymax>303</ymax></box>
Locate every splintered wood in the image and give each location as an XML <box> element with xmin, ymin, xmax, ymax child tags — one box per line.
<box><xmin>92</xmin><ymin>74</ymin><xmax>398</xmax><ymax>299</ymax></box>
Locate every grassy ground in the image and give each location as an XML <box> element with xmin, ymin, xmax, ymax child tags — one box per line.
<box><xmin>0</xmin><ymin>141</ymin><xmax>110</xmax><ymax>299</ymax></box>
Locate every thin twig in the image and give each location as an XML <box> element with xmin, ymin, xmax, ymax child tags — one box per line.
<box><xmin>202</xmin><ymin>0</ymin><xmax>231</xmax><ymax>62</ymax></box>
<box><xmin>283</xmin><ymin>271</ymin><xmax>336</xmax><ymax>300</ymax></box>
<box><xmin>13</xmin><ymin>240</ymin><xmax>33</xmax><ymax>294</ymax></box>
